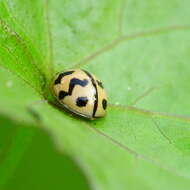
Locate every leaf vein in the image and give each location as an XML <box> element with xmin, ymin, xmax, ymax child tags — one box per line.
<box><xmin>74</xmin><ymin>25</ymin><xmax>190</xmax><ymax>68</ymax></box>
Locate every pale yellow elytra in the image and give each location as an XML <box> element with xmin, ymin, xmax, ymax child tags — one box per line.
<box><xmin>52</xmin><ymin>69</ymin><xmax>107</xmax><ymax>119</ymax></box>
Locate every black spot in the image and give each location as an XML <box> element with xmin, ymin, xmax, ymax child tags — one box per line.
<box><xmin>97</xmin><ymin>80</ymin><xmax>104</xmax><ymax>88</ymax></box>
<box><xmin>58</xmin><ymin>91</ymin><xmax>67</xmax><ymax>100</ymax></box>
<box><xmin>76</xmin><ymin>97</ymin><xmax>88</xmax><ymax>107</ymax></box>
<box><xmin>54</xmin><ymin>71</ymin><xmax>74</xmax><ymax>85</ymax></box>
<box><xmin>102</xmin><ymin>99</ymin><xmax>107</xmax><ymax>110</ymax></box>
<box><xmin>58</xmin><ymin>78</ymin><xmax>89</xmax><ymax>100</ymax></box>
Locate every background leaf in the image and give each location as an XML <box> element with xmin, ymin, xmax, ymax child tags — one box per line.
<box><xmin>0</xmin><ymin>68</ymin><xmax>41</xmax><ymax>123</ymax></box>
<box><xmin>32</xmin><ymin>103</ymin><xmax>190</xmax><ymax>190</ymax></box>
<box><xmin>49</xmin><ymin>0</ymin><xmax>122</xmax><ymax>70</ymax></box>
<box><xmin>0</xmin><ymin>115</ymin><xmax>90</xmax><ymax>190</ymax></box>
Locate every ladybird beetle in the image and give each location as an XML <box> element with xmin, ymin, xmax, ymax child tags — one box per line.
<box><xmin>52</xmin><ymin>69</ymin><xmax>107</xmax><ymax>119</ymax></box>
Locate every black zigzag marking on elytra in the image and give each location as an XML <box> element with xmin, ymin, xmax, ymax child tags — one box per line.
<box><xmin>58</xmin><ymin>78</ymin><xmax>88</xmax><ymax>100</ymax></box>
<box><xmin>54</xmin><ymin>71</ymin><xmax>74</xmax><ymax>85</ymax></box>
<box><xmin>83</xmin><ymin>70</ymin><xmax>98</xmax><ymax>118</ymax></box>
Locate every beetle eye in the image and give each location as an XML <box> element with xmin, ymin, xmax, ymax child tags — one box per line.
<box><xmin>76</xmin><ymin>97</ymin><xmax>88</xmax><ymax>107</ymax></box>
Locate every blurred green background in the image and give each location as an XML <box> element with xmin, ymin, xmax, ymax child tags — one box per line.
<box><xmin>0</xmin><ymin>116</ymin><xmax>90</xmax><ymax>190</ymax></box>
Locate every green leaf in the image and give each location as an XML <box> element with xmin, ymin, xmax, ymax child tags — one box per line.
<box><xmin>85</xmin><ymin>31</ymin><xmax>190</xmax><ymax>115</ymax></box>
<box><xmin>49</xmin><ymin>0</ymin><xmax>121</xmax><ymax>70</ymax></box>
<box><xmin>0</xmin><ymin>68</ymin><xmax>41</xmax><ymax>123</ymax></box>
<box><xmin>0</xmin><ymin>0</ymin><xmax>53</xmax><ymax>93</ymax></box>
<box><xmin>32</xmin><ymin>103</ymin><xmax>190</xmax><ymax>190</ymax></box>
<box><xmin>1</xmin><ymin>0</ymin><xmax>190</xmax><ymax>189</ymax></box>
<box><xmin>0</xmin><ymin>116</ymin><xmax>90</xmax><ymax>190</ymax></box>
